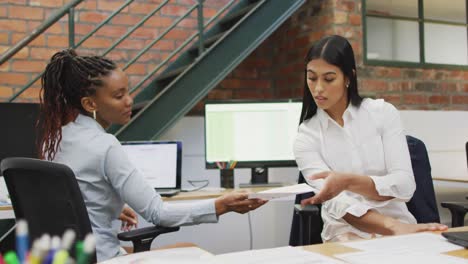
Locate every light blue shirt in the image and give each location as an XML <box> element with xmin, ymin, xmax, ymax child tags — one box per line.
<box><xmin>52</xmin><ymin>114</ymin><xmax>218</xmax><ymax>261</ymax></box>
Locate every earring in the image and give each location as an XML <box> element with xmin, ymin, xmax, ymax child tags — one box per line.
<box><xmin>93</xmin><ymin>110</ymin><xmax>96</xmax><ymax>120</ymax></box>
<box><xmin>346</xmin><ymin>83</ymin><xmax>350</xmax><ymax>88</ymax></box>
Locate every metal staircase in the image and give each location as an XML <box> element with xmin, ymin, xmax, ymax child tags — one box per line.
<box><xmin>0</xmin><ymin>0</ymin><xmax>305</xmax><ymax>141</ymax></box>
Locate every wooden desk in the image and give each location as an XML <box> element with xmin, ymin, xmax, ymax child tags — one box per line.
<box><xmin>303</xmin><ymin>226</ymin><xmax>468</xmax><ymax>260</ymax></box>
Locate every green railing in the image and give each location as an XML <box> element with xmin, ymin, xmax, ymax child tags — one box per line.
<box><xmin>0</xmin><ymin>0</ymin><xmax>237</xmax><ymax>102</ymax></box>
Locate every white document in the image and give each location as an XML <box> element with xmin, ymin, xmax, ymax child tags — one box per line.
<box><xmin>341</xmin><ymin>233</ymin><xmax>463</xmax><ymax>254</ymax></box>
<box><xmin>99</xmin><ymin>247</ymin><xmax>213</xmax><ymax>264</ymax></box>
<box><xmin>211</xmin><ymin>246</ymin><xmax>345</xmax><ymax>264</ymax></box>
<box><xmin>337</xmin><ymin>251</ymin><xmax>467</xmax><ymax>264</ymax></box>
<box><xmin>248</xmin><ymin>183</ymin><xmax>318</xmax><ymax>200</ymax></box>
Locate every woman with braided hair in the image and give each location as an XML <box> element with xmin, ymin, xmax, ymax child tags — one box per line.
<box><xmin>38</xmin><ymin>49</ymin><xmax>266</xmax><ymax>261</ymax></box>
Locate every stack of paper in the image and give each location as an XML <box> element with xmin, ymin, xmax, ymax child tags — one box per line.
<box><xmin>337</xmin><ymin>233</ymin><xmax>466</xmax><ymax>264</ymax></box>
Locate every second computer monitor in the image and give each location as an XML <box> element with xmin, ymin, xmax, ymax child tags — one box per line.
<box><xmin>204</xmin><ymin>100</ymin><xmax>302</xmax><ymax>185</ymax></box>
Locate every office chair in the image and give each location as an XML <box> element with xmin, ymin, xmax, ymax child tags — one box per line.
<box><xmin>440</xmin><ymin>141</ymin><xmax>468</xmax><ymax>227</ymax></box>
<box><xmin>0</xmin><ymin>157</ymin><xmax>179</xmax><ymax>257</ymax></box>
<box><xmin>290</xmin><ymin>135</ymin><xmax>441</xmax><ymax>246</ymax></box>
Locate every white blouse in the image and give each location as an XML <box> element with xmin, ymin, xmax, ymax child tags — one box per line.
<box><xmin>294</xmin><ymin>98</ymin><xmax>417</xmax><ymax>241</ymax></box>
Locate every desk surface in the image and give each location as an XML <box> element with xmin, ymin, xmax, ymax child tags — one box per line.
<box><xmin>303</xmin><ymin>226</ymin><xmax>468</xmax><ymax>260</ymax></box>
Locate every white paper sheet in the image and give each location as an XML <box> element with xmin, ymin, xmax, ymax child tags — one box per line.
<box><xmin>211</xmin><ymin>246</ymin><xmax>345</xmax><ymax>264</ymax></box>
<box><xmin>337</xmin><ymin>251</ymin><xmax>467</xmax><ymax>264</ymax></box>
<box><xmin>99</xmin><ymin>247</ymin><xmax>213</xmax><ymax>264</ymax></box>
<box><xmin>248</xmin><ymin>183</ymin><xmax>318</xmax><ymax>200</ymax></box>
<box><xmin>341</xmin><ymin>233</ymin><xmax>463</xmax><ymax>254</ymax></box>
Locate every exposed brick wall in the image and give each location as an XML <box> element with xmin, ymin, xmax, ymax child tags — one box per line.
<box><xmin>199</xmin><ymin>0</ymin><xmax>468</xmax><ymax>113</ymax></box>
<box><xmin>0</xmin><ymin>0</ymin><xmax>228</xmax><ymax>102</ymax></box>
<box><xmin>1</xmin><ymin>0</ymin><xmax>467</xmax><ymax>112</ymax></box>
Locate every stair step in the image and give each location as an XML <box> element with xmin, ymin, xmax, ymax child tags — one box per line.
<box><xmin>220</xmin><ymin>2</ymin><xmax>259</xmax><ymax>25</ymax></box>
<box><xmin>188</xmin><ymin>32</ymin><xmax>225</xmax><ymax>54</ymax></box>
<box><xmin>155</xmin><ymin>65</ymin><xmax>190</xmax><ymax>82</ymax></box>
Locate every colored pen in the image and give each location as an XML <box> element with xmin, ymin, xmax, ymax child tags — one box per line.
<box><xmin>3</xmin><ymin>252</ymin><xmax>19</xmax><ymax>264</ymax></box>
<box><xmin>77</xmin><ymin>234</ymin><xmax>95</xmax><ymax>264</ymax></box>
<box><xmin>16</xmin><ymin>220</ymin><xmax>28</xmax><ymax>264</ymax></box>
<box><xmin>0</xmin><ymin>253</ymin><xmax>5</xmax><ymax>264</ymax></box>
<box><xmin>43</xmin><ymin>236</ymin><xmax>60</xmax><ymax>264</ymax></box>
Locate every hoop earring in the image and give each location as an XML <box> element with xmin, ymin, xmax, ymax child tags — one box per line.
<box><xmin>93</xmin><ymin>110</ymin><xmax>96</xmax><ymax>120</ymax></box>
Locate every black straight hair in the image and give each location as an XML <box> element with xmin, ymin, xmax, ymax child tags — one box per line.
<box><xmin>299</xmin><ymin>35</ymin><xmax>363</xmax><ymax>124</ymax></box>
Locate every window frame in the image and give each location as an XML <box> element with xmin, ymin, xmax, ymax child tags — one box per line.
<box><xmin>362</xmin><ymin>0</ymin><xmax>468</xmax><ymax>70</ymax></box>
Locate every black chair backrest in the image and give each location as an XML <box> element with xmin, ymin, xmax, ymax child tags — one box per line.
<box><xmin>405</xmin><ymin>135</ymin><xmax>440</xmax><ymax>223</ymax></box>
<box><xmin>466</xmin><ymin>141</ymin><xmax>468</xmax><ymax>169</ymax></box>
<box><xmin>0</xmin><ymin>158</ymin><xmax>93</xmax><ymax>250</ymax></box>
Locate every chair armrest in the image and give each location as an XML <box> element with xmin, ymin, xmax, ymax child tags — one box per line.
<box><xmin>441</xmin><ymin>202</ymin><xmax>468</xmax><ymax>227</ymax></box>
<box><xmin>294</xmin><ymin>204</ymin><xmax>320</xmax><ymax>215</ymax></box>
<box><xmin>117</xmin><ymin>226</ymin><xmax>180</xmax><ymax>241</ymax></box>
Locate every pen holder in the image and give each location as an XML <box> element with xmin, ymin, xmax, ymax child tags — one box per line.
<box><xmin>220</xmin><ymin>169</ymin><xmax>234</xmax><ymax>189</ymax></box>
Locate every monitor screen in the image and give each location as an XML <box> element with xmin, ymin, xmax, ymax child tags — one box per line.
<box><xmin>204</xmin><ymin>100</ymin><xmax>302</xmax><ymax>169</ymax></box>
<box><xmin>121</xmin><ymin>141</ymin><xmax>182</xmax><ymax>189</ymax></box>
<box><xmin>0</xmin><ymin>103</ymin><xmax>40</xmax><ymax>164</ymax></box>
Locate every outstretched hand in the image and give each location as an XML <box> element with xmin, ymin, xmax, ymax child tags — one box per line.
<box><xmin>301</xmin><ymin>171</ymin><xmax>350</xmax><ymax>206</ymax></box>
<box><xmin>215</xmin><ymin>192</ymin><xmax>268</xmax><ymax>216</ymax></box>
<box><xmin>119</xmin><ymin>205</ymin><xmax>138</xmax><ymax>231</ymax></box>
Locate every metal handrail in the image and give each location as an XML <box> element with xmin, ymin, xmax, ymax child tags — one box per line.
<box><xmin>5</xmin><ymin>0</ymin><xmax>238</xmax><ymax>102</ymax></box>
<box><xmin>0</xmin><ymin>0</ymin><xmax>83</xmax><ymax>66</ymax></box>
<box><xmin>129</xmin><ymin>0</ymin><xmax>237</xmax><ymax>94</ymax></box>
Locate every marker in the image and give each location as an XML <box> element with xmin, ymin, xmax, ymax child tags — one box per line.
<box><xmin>3</xmin><ymin>252</ymin><xmax>19</xmax><ymax>264</ymax></box>
<box><xmin>43</xmin><ymin>236</ymin><xmax>60</xmax><ymax>264</ymax></box>
<box><xmin>0</xmin><ymin>253</ymin><xmax>5</xmax><ymax>264</ymax></box>
<box><xmin>77</xmin><ymin>234</ymin><xmax>95</xmax><ymax>264</ymax></box>
<box><xmin>28</xmin><ymin>240</ymin><xmax>42</xmax><ymax>264</ymax></box>
<box><xmin>15</xmin><ymin>220</ymin><xmax>28</xmax><ymax>264</ymax></box>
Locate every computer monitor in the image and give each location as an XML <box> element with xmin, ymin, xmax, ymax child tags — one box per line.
<box><xmin>204</xmin><ymin>99</ymin><xmax>302</xmax><ymax>186</ymax></box>
<box><xmin>121</xmin><ymin>141</ymin><xmax>182</xmax><ymax>191</ymax></box>
<box><xmin>0</xmin><ymin>103</ymin><xmax>40</xmax><ymax>166</ymax></box>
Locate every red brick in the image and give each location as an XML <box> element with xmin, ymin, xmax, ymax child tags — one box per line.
<box><xmin>0</xmin><ymin>86</ymin><xmax>14</xmax><ymax>98</ymax></box>
<box><xmin>203</xmin><ymin>8</ymin><xmax>218</xmax><ymax>18</ymax></box>
<box><xmin>221</xmin><ymin>79</ymin><xmax>242</xmax><ymax>89</ymax></box>
<box><xmin>125</xmin><ymin>64</ymin><xmax>146</xmax><ymax>75</ymax></box>
<box><xmin>152</xmin><ymin>39</ymin><xmax>174</xmax><ymax>51</ymax></box>
<box><xmin>0</xmin><ymin>62</ymin><xmax>10</xmax><ymax>72</ymax></box>
<box><xmin>0</xmin><ymin>72</ymin><xmax>29</xmax><ymax>85</ymax></box>
<box><xmin>75</xmin><ymin>24</ymin><xmax>95</xmax><ymax>35</ymax></box>
<box><xmin>166</xmin><ymin>29</ymin><xmax>192</xmax><ymax>40</ymax></box>
<box><xmin>349</xmin><ymin>14</ymin><xmax>361</xmax><ymax>26</ymax></box>
<box><xmin>336</xmin><ymin>0</ymin><xmax>356</xmax><ymax>12</ymax></box>
<box><xmin>452</xmin><ymin>95</ymin><xmax>468</xmax><ymax>104</ymax></box>
<box><xmin>29</xmin><ymin>0</ymin><xmax>64</xmax><ymax>7</ymax></box>
<box><xmin>9</xmin><ymin>6</ymin><xmax>44</xmax><ymax>20</ymax></box>
<box><xmin>130</xmin><ymin>3</ymin><xmax>160</xmax><ymax>15</ymax></box>
<box><xmin>0</xmin><ymin>32</ymin><xmax>8</xmax><ymax>44</ymax></box>
<box><xmin>0</xmin><ymin>6</ymin><xmax>7</xmax><ymax>17</ymax></box>
<box><xmin>81</xmin><ymin>37</ymin><xmax>113</xmax><ymax>49</ymax></box>
<box><xmin>0</xmin><ymin>19</ymin><xmax>27</xmax><ymax>32</ymax></box>
<box><xmin>334</xmin><ymin>11</ymin><xmax>347</xmax><ymax>24</ymax></box>
<box><xmin>429</xmin><ymin>95</ymin><xmax>450</xmax><ymax>104</ymax></box>
<box><xmin>79</xmin><ymin>11</ymin><xmax>107</xmax><ymax>23</ymax></box>
<box><xmin>13</xmin><ymin>33</ymin><xmax>46</xmax><ymax>47</ymax></box>
<box><xmin>0</xmin><ymin>45</ymin><xmax>29</xmax><ymax>59</ymax></box>
<box><xmin>206</xmin><ymin>89</ymin><xmax>233</xmax><ymax>100</ymax></box>
<box><xmin>132</xmin><ymin>27</ymin><xmax>159</xmax><ymax>39</ymax></box>
<box><xmin>19</xmin><ymin>87</ymin><xmax>41</xmax><ymax>100</ymax></box>
<box><xmin>113</xmin><ymin>14</ymin><xmax>143</xmax><ymax>25</ymax></box>
<box><xmin>96</xmin><ymin>25</ymin><xmax>129</xmax><ymax>38</ymax></box>
<box><xmin>162</xmin><ymin>5</ymin><xmax>190</xmax><ymax>16</ymax></box>
<box><xmin>361</xmin><ymin>79</ymin><xmax>388</xmax><ymax>91</ymax></box>
<box><xmin>403</xmin><ymin>94</ymin><xmax>428</xmax><ymax>104</ymax></box>
<box><xmin>439</xmin><ymin>82</ymin><xmax>458</xmax><ymax>92</ymax></box>
<box><xmin>97</xmin><ymin>1</ymin><xmax>129</xmax><ymax>12</ymax></box>
<box><xmin>3</xmin><ymin>0</ymin><xmax>27</xmax><ymax>4</ymax></box>
<box><xmin>144</xmin><ymin>16</ymin><xmax>173</xmax><ymax>28</ymax></box>
<box><xmin>179</xmin><ymin>18</ymin><xmax>197</xmax><ymax>28</ymax></box>
<box><xmin>78</xmin><ymin>0</ymin><xmax>97</xmax><ymax>10</ymax></box>
<box><xmin>30</xmin><ymin>47</ymin><xmax>60</xmax><ymax>60</ymax></box>
<box><xmin>12</xmin><ymin>60</ymin><xmax>45</xmax><ymax>73</ymax></box>
<box><xmin>47</xmin><ymin>35</ymin><xmax>69</xmax><ymax>48</ymax></box>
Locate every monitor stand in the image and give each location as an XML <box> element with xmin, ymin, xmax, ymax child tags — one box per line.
<box><xmin>239</xmin><ymin>167</ymin><xmax>283</xmax><ymax>188</ymax></box>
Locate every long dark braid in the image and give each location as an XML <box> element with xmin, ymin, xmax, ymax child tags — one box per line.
<box><xmin>38</xmin><ymin>49</ymin><xmax>117</xmax><ymax>160</ymax></box>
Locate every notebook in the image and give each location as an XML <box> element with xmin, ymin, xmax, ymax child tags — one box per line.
<box><xmin>442</xmin><ymin>231</ymin><xmax>468</xmax><ymax>248</ymax></box>
<box><xmin>121</xmin><ymin>141</ymin><xmax>182</xmax><ymax>197</ymax></box>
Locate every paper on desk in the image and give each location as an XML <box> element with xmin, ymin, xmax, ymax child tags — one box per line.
<box><xmin>341</xmin><ymin>233</ymin><xmax>463</xmax><ymax>254</ymax></box>
<box><xmin>247</xmin><ymin>183</ymin><xmax>318</xmax><ymax>200</ymax></box>
<box><xmin>212</xmin><ymin>246</ymin><xmax>345</xmax><ymax>264</ymax></box>
<box><xmin>99</xmin><ymin>247</ymin><xmax>213</xmax><ymax>264</ymax></box>
<box><xmin>336</xmin><ymin>251</ymin><xmax>467</xmax><ymax>264</ymax></box>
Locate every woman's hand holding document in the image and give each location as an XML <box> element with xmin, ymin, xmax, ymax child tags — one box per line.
<box><xmin>248</xmin><ymin>183</ymin><xmax>322</xmax><ymax>200</ymax></box>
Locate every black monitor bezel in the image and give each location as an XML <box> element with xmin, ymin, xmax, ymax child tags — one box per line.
<box><xmin>204</xmin><ymin>99</ymin><xmax>301</xmax><ymax>169</ymax></box>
